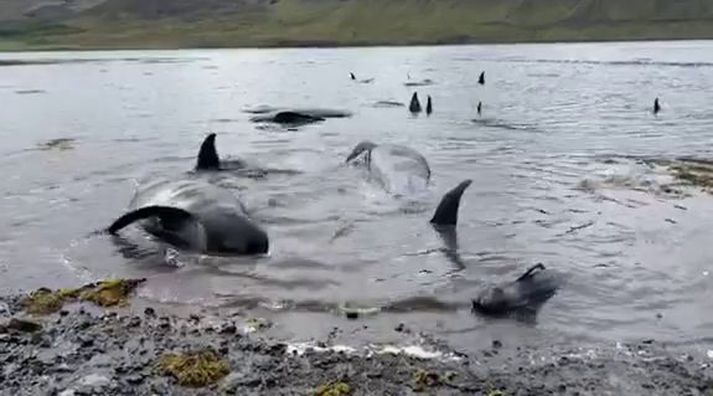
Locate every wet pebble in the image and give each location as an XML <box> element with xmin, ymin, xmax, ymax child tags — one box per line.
<box><xmin>220</xmin><ymin>323</ymin><xmax>237</xmax><ymax>334</ymax></box>
<box><xmin>128</xmin><ymin>316</ymin><xmax>141</xmax><ymax>328</ymax></box>
<box><xmin>2</xmin><ymin>317</ymin><xmax>43</xmax><ymax>333</ymax></box>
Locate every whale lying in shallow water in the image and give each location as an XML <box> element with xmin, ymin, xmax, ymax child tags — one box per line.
<box><xmin>107</xmin><ymin>177</ymin><xmax>269</xmax><ymax>255</ymax></box>
<box><xmin>471</xmin><ymin>264</ymin><xmax>561</xmax><ymax>316</ymax></box>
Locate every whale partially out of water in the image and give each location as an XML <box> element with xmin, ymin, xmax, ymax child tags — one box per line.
<box><xmin>107</xmin><ymin>177</ymin><xmax>269</xmax><ymax>255</ymax></box>
<box><xmin>346</xmin><ymin>140</ymin><xmax>471</xmax><ymax>227</ymax></box>
<box><xmin>195</xmin><ymin>133</ymin><xmax>247</xmax><ymax>171</ymax></box>
<box><xmin>346</xmin><ymin>140</ymin><xmax>431</xmax><ymax>197</ymax></box>
<box><xmin>471</xmin><ymin>264</ymin><xmax>561</xmax><ymax>316</ymax></box>
<box><xmin>245</xmin><ymin>106</ymin><xmax>353</xmax><ymax>126</ymax></box>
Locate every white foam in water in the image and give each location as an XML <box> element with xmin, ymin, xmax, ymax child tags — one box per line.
<box><xmin>284</xmin><ymin>342</ymin><xmax>461</xmax><ymax>362</ymax></box>
<box><xmin>374</xmin><ymin>345</ymin><xmax>447</xmax><ymax>360</ymax></box>
<box><xmin>707</xmin><ymin>350</ymin><xmax>713</xmax><ymax>359</ymax></box>
<box><xmin>286</xmin><ymin>342</ymin><xmax>358</xmax><ymax>356</ymax></box>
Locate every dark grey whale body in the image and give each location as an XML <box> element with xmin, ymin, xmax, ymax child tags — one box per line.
<box><xmin>107</xmin><ymin>177</ymin><xmax>269</xmax><ymax>255</ymax></box>
<box><xmin>107</xmin><ymin>135</ymin><xmax>269</xmax><ymax>255</ymax></box>
<box><xmin>346</xmin><ymin>140</ymin><xmax>431</xmax><ymax>196</ymax></box>
<box><xmin>246</xmin><ymin>106</ymin><xmax>352</xmax><ymax>126</ymax></box>
<box><xmin>471</xmin><ymin>264</ymin><xmax>561</xmax><ymax>316</ymax></box>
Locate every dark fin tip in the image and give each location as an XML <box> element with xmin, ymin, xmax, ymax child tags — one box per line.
<box><xmin>430</xmin><ymin>179</ymin><xmax>473</xmax><ymax>226</ymax></box>
<box><xmin>196</xmin><ymin>133</ymin><xmax>220</xmax><ymax>170</ymax></box>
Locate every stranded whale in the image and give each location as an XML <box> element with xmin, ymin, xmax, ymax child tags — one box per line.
<box><xmin>346</xmin><ymin>140</ymin><xmax>431</xmax><ymax>196</ymax></box>
<box><xmin>107</xmin><ymin>177</ymin><xmax>269</xmax><ymax>255</ymax></box>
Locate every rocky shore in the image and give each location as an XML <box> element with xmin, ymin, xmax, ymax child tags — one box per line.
<box><xmin>1</xmin><ymin>289</ymin><xmax>712</xmax><ymax>396</ymax></box>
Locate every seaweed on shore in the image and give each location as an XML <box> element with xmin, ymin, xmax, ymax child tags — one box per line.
<box><xmin>156</xmin><ymin>349</ymin><xmax>230</xmax><ymax>387</ymax></box>
<box><xmin>315</xmin><ymin>381</ymin><xmax>352</xmax><ymax>396</ymax></box>
<box><xmin>21</xmin><ymin>278</ymin><xmax>146</xmax><ymax>315</ymax></box>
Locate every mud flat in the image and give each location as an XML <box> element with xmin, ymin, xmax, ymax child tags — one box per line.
<box><xmin>1</xmin><ymin>286</ymin><xmax>712</xmax><ymax>396</ymax></box>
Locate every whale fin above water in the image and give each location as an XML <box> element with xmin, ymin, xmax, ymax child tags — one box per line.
<box><xmin>516</xmin><ymin>263</ymin><xmax>546</xmax><ymax>282</ymax></box>
<box><xmin>409</xmin><ymin>92</ymin><xmax>422</xmax><ymax>113</ymax></box>
<box><xmin>430</xmin><ymin>179</ymin><xmax>473</xmax><ymax>226</ymax></box>
<box><xmin>107</xmin><ymin>205</ymin><xmax>195</xmax><ymax>235</ymax></box>
<box><xmin>345</xmin><ymin>140</ymin><xmax>378</xmax><ymax>163</ymax></box>
<box><xmin>196</xmin><ymin>133</ymin><xmax>220</xmax><ymax>170</ymax></box>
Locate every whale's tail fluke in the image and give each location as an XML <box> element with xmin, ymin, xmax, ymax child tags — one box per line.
<box><xmin>107</xmin><ymin>206</ymin><xmax>195</xmax><ymax>235</ymax></box>
<box><xmin>430</xmin><ymin>179</ymin><xmax>472</xmax><ymax>227</ymax></box>
<box><xmin>196</xmin><ymin>133</ymin><xmax>220</xmax><ymax>170</ymax></box>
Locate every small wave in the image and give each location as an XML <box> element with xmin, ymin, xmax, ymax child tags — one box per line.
<box><xmin>498</xmin><ymin>58</ymin><xmax>713</xmax><ymax>68</ymax></box>
<box><xmin>15</xmin><ymin>89</ymin><xmax>46</xmax><ymax>95</ymax></box>
<box><xmin>404</xmin><ymin>79</ymin><xmax>435</xmax><ymax>87</ymax></box>
<box><xmin>372</xmin><ymin>100</ymin><xmax>404</xmax><ymax>108</ymax></box>
<box><xmin>472</xmin><ymin>118</ymin><xmax>545</xmax><ymax>133</ymax></box>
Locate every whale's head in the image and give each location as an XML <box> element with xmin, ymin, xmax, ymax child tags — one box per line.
<box><xmin>345</xmin><ymin>141</ymin><xmax>378</xmax><ymax>163</ymax></box>
<box><xmin>201</xmin><ymin>212</ymin><xmax>269</xmax><ymax>255</ymax></box>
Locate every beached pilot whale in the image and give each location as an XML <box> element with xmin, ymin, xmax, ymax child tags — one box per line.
<box><xmin>106</xmin><ymin>178</ymin><xmax>269</xmax><ymax>255</ymax></box>
<box><xmin>471</xmin><ymin>263</ymin><xmax>560</xmax><ymax>316</ymax></box>
<box><xmin>346</xmin><ymin>140</ymin><xmax>431</xmax><ymax>196</ymax></box>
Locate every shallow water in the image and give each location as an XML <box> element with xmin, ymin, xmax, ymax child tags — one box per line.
<box><xmin>2</xmin><ymin>41</ymin><xmax>713</xmax><ymax>354</ymax></box>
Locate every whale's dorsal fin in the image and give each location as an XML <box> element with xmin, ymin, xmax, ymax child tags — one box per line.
<box><xmin>346</xmin><ymin>140</ymin><xmax>378</xmax><ymax>163</ymax></box>
<box><xmin>430</xmin><ymin>179</ymin><xmax>472</xmax><ymax>227</ymax></box>
<box><xmin>196</xmin><ymin>133</ymin><xmax>220</xmax><ymax>170</ymax></box>
<box><xmin>107</xmin><ymin>206</ymin><xmax>194</xmax><ymax>235</ymax></box>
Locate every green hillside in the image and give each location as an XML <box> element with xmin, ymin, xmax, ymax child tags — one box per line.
<box><xmin>2</xmin><ymin>0</ymin><xmax>713</xmax><ymax>50</ymax></box>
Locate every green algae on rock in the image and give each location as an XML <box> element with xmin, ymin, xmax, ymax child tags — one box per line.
<box><xmin>156</xmin><ymin>349</ymin><xmax>230</xmax><ymax>387</ymax></box>
<box><xmin>21</xmin><ymin>287</ymin><xmax>81</xmax><ymax>315</ymax></box>
<box><xmin>21</xmin><ymin>278</ymin><xmax>146</xmax><ymax>315</ymax></box>
<box><xmin>412</xmin><ymin>368</ymin><xmax>441</xmax><ymax>392</ymax></box>
<box><xmin>78</xmin><ymin>278</ymin><xmax>146</xmax><ymax>307</ymax></box>
<box><xmin>315</xmin><ymin>381</ymin><xmax>352</xmax><ymax>396</ymax></box>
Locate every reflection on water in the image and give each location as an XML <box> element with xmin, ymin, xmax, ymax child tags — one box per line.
<box><xmin>1</xmin><ymin>42</ymin><xmax>713</xmax><ymax>354</ymax></box>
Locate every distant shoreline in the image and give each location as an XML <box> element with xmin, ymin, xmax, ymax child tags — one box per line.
<box><xmin>2</xmin><ymin>36</ymin><xmax>712</xmax><ymax>53</ymax></box>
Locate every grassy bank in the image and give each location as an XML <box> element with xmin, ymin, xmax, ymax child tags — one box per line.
<box><xmin>1</xmin><ymin>0</ymin><xmax>713</xmax><ymax>51</ymax></box>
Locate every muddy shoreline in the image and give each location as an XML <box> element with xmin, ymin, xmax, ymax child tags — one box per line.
<box><xmin>1</xmin><ymin>294</ymin><xmax>711</xmax><ymax>396</ymax></box>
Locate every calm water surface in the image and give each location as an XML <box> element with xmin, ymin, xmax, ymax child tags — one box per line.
<box><xmin>2</xmin><ymin>41</ymin><xmax>713</xmax><ymax>354</ymax></box>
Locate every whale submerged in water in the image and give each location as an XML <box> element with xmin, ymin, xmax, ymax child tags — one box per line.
<box><xmin>346</xmin><ymin>140</ymin><xmax>432</xmax><ymax>197</ymax></box>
